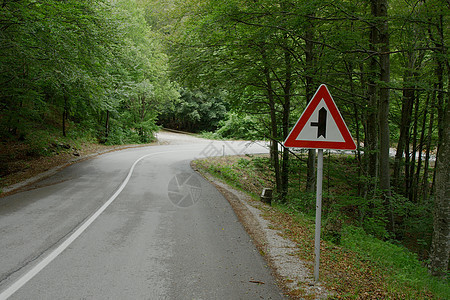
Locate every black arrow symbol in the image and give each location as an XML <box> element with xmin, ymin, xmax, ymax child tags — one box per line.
<box><xmin>310</xmin><ymin>107</ymin><xmax>327</xmax><ymax>138</ymax></box>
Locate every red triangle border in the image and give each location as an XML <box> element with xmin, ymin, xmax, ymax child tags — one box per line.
<box><xmin>284</xmin><ymin>84</ymin><xmax>356</xmax><ymax>150</ymax></box>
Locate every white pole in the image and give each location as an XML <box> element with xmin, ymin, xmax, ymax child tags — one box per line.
<box><xmin>314</xmin><ymin>149</ymin><xmax>324</xmax><ymax>282</ymax></box>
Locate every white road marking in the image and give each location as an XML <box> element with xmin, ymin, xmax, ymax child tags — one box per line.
<box><xmin>0</xmin><ymin>150</ymin><xmax>185</xmax><ymax>300</ymax></box>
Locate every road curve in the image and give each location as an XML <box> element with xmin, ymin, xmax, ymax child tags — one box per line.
<box><xmin>0</xmin><ymin>136</ymin><xmax>284</xmax><ymax>299</ymax></box>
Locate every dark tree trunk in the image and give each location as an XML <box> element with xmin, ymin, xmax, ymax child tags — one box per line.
<box><xmin>366</xmin><ymin>22</ymin><xmax>378</xmax><ymax>195</ymax></box>
<box><xmin>262</xmin><ymin>48</ymin><xmax>281</xmax><ymax>195</ymax></box>
<box><xmin>428</xmin><ymin>13</ymin><xmax>449</xmax><ymax>277</ymax></box>
<box><xmin>105</xmin><ymin>110</ymin><xmax>110</xmax><ymax>142</ymax></box>
<box><xmin>346</xmin><ymin>58</ymin><xmax>363</xmax><ymax>197</ymax></box>
<box><xmin>428</xmin><ymin>14</ymin><xmax>448</xmax><ymax>199</ymax></box>
<box><xmin>305</xmin><ymin>15</ymin><xmax>316</xmax><ymax>193</ymax></box>
<box><xmin>281</xmin><ymin>41</ymin><xmax>292</xmax><ymax>201</ymax></box>
<box><xmin>429</xmin><ymin>93</ymin><xmax>449</xmax><ymax>278</ymax></box>
<box><xmin>63</xmin><ymin>93</ymin><xmax>68</xmax><ymax>137</ymax></box>
<box><xmin>269</xmin><ymin>101</ymin><xmax>281</xmax><ymax>195</ymax></box>
<box><xmin>367</xmin><ymin>0</ymin><xmax>392</xmax><ymax>231</ymax></box>
<box><xmin>422</xmin><ymin>87</ymin><xmax>436</xmax><ymax>202</ymax></box>
<box><xmin>393</xmin><ymin>69</ymin><xmax>414</xmax><ymax>193</ymax></box>
<box><xmin>415</xmin><ymin>92</ymin><xmax>430</xmax><ymax>203</ymax></box>
<box><xmin>409</xmin><ymin>88</ymin><xmax>420</xmax><ymax>201</ymax></box>
<box><xmin>375</xmin><ymin>0</ymin><xmax>391</xmax><ymax>198</ymax></box>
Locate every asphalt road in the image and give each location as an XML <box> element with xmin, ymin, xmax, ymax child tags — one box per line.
<box><xmin>0</xmin><ymin>136</ymin><xmax>284</xmax><ymax>299</ymax></box>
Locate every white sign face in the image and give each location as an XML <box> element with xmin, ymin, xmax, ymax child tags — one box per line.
<box><xmin>294</xmin><ymin>98</ymin><xmax>345</xmax><ymax>143</ymax></box>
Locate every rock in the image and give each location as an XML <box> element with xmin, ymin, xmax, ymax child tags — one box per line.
<box><xmin>260</xmin><ymin>188</ymin><xmax>273</xmax><ymax>204</ymax></box>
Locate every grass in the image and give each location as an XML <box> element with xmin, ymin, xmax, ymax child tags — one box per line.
<box><xmin>193</xmin><ymin>154</ymin><xmax>449</xmax><ymax>299</ymax></box>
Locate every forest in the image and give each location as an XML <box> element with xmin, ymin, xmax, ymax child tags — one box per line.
<box><xmin>0</xmin><ymin>0</ymin><xmax>448</xmax><ymax>281</ymax></box>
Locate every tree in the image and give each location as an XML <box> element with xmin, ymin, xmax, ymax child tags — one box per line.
<box><xmin>158</xmin><ymin>0</ymin><xmax>449</xmax><ymax>266</ymax></box>
<box><xmin>0</xmin><ymin>0</ymin><xmax>176</xmax><ymax>146</ymax></box>
<box><xmin>429</xmin><ymin>93</ymin><xmax>449</xmax><ymax>278</ymax></box>
<box><xmin>158</xmin><ymin>88</ymin><xmax>227</xmax><ymax>132</ymax></box>
<box><xmin>166</xmin><ymin>0</ymin><xmax>303</xmax><ymax>198</ymax></box>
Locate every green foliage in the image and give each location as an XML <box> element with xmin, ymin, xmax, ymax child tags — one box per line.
<box><xmin>330</xmin><ymin>193</ymin><xmax>389</xmax><ymax>239</ymax></box>
<box><xmin>104</xmin><ymin>126</ymin><xmax>140</xmax><ymax>145</ymax></box>
<box><xmin>0</xmin><ymin>0</ymin><xmax>175</xmax><ymax>147</ymax></box>
<box><xmin>24</xmin><ymin>130</ymin><xmax>59</xmax><ymax>157</ymax></box>
<box><xmin>199</xmin><ymin>131</ymin><xmax>224</xmax><ymax>140</ymax></box>
<box><xmin>200</xmin><ymin>162</ymin><xmax>241</xmax><ymax>186</ymax></box>
<box><xmin>165</xmin><ymin>0</ymin><xmax>448</xmax><ymax>199</ymax></box>
<box><xmin>321</xmin><ymin>188</ymin><xmax>435</xmax><ymax>254</ymax></box>
<box><xmin>19</xmin><ymin>125</ymin><xmax>95</xmax><ymax>157</ymax></box>
<box><xmin>237</xmin><ymin>157</ymin><xmax>250</xmax><ymax>168</ymax></box>
<box><xmin>158</xmin><ymin>88</ymin><xmax>227</xmax><ymax>132</ymax></box>
<box><xmin>283</xmin><ymin>193</ymin><xmax>317</xmax><ymax>216</ymax></box>
<box><xmin>215</xmin><ymin>112</ymin><xmax>264</xmax><ymax>140</ymax></box>
<box><xmin>341</xmin><ymin>226</ymin><xmax>449</xmax><ymax>299</ymax></box>
<box><xmin>250</xmin><ymin>156</ymin><xmax>270</xmax><ymax>171</ymax></box>
<box><xmin>284</xmin><ymin>154</ymin><xmax>437</xmax><ymax>256</ymax></box>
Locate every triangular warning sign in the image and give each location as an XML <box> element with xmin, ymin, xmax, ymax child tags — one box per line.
<box><xmin>284</xmin><ymin>84</ymin><xmax>356</xmax><ymax>150</ymax></box>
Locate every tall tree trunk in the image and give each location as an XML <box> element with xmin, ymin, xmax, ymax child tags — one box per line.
<box><xmin>305</xmin><ymin>16</ymin><xmax>316</xmax><ymax>193</ymax></box>
<box><xmin>262</xmin><ymin>48</ymin><xmax>282</xmax><ymax>194</ymax></box>
<box><xmin>428</xmin><ymin>13</ymin><xmax>449</xmax><ymax>277</ymax></box>
<box><xmin>269</xmin><ymin>100</ymin><xmax>281</xmax><ymax>195</ymax></box>
<box><xmin>428</xmin><ymin>14</ymin><xmax>448</xmax><ymax>199</ymax></box>
<box><xmin>359</xmin><ymin>62</ymin><xmax>370</xmax><ymax>199</ymax></box>
<box><xmin>415</xmin><ymin>92</ymin><xmax>429</xmax><ymax>203</ymax></box>
<box><xmin>62</xmin><ymin>92</ymin><xmax>68</xmax><ymax>138</ymax></box>
<box><xmin>366</xmin><ymin>6</ymin><xmax>379</xmax><ymax>195</ymax></box>
<box><xmin>354</xmin><ymin>103</ymin><xmax>363</xmax><ymax>197</ymax></box>
<box><xmin>281</xmin><ymin>40</ymin><xmax>292</xmax><ymax>201</ymax></box>
<box><xmin>376</xmin><ymin>0</ymin><xmax>391</xmax><ymax>198</ymax></box>
<box><xmin>368</xmin><ymin>0</ymin><xmax>392</xmax><ymax>231</ymax></box>
<box><xmin>431</xmin><ymin>62</ymin><xmax>444</xmax><ymax>198</ymax></box>
<box><xmin>346</xmin><ymin>59</ymin><xmax>363</xmax><ymax>197</ymax></box>
<box><xmin>409</xmin><ymin>88</ymin><xmax>420</xmax><ymax>201</ymax></box>
<box><xmin>393</xmin><ymin>69</ymin><xmax>414</xmax><ymax>193</ymax></box>
<box><xmin>140</xmin><ymin>94</ymin><xmax>146</xmax><ymax>139</ymax></box>
<box><xmin>422</xmin><ymin>87</ymin><xmax>436</xmax><ymax>202</ymax></box>
<box><xmin>429</xmin><ymin>93</ymin><xmax>449</xmax><ymax>278</ymax></box>
<box><xmin>369</xmin><ymin>0</ymin><xmax>392</xmax><ymax>232</ymax></box>
<box><xmin>104</xmin><ymin>110</ymin><xmax>110</xmax><ymax>142</ymax></box>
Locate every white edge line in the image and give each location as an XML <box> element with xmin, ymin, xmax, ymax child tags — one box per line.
<box><xmin>0</xmin><ymin>150</ymin><xmax>180</xmax><ymax>300</ymax></box>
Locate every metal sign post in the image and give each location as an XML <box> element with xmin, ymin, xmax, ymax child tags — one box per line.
<box><xmin>283</xmin><ymin>84</ymin><xmax>356</xmax><ymax>284</ymax></box>
<box><xmin>314</xmin><ymin>149</ymin><xmax>324</xmax><ymax>282</ymax></box>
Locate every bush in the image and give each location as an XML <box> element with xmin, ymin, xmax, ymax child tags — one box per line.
<box><xmin>199</xmin><ymin>131</ymin><xmax>224</xmax><ymax>140</ymax></box>
<box><xmin>104</xmin><ymin>126</ymin><xmax>140</xmax><ymax>145</ymax></box>
<box><xmin>216</xmin><ymin>112</ymin><xmax>263</xmax><ymax>140</ymax></box>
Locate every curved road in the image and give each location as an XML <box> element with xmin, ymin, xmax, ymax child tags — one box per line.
<box><xmin>0</xmin><ymin>134</ymin><xmax>283</xmax><ymax>299</ymax></box>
